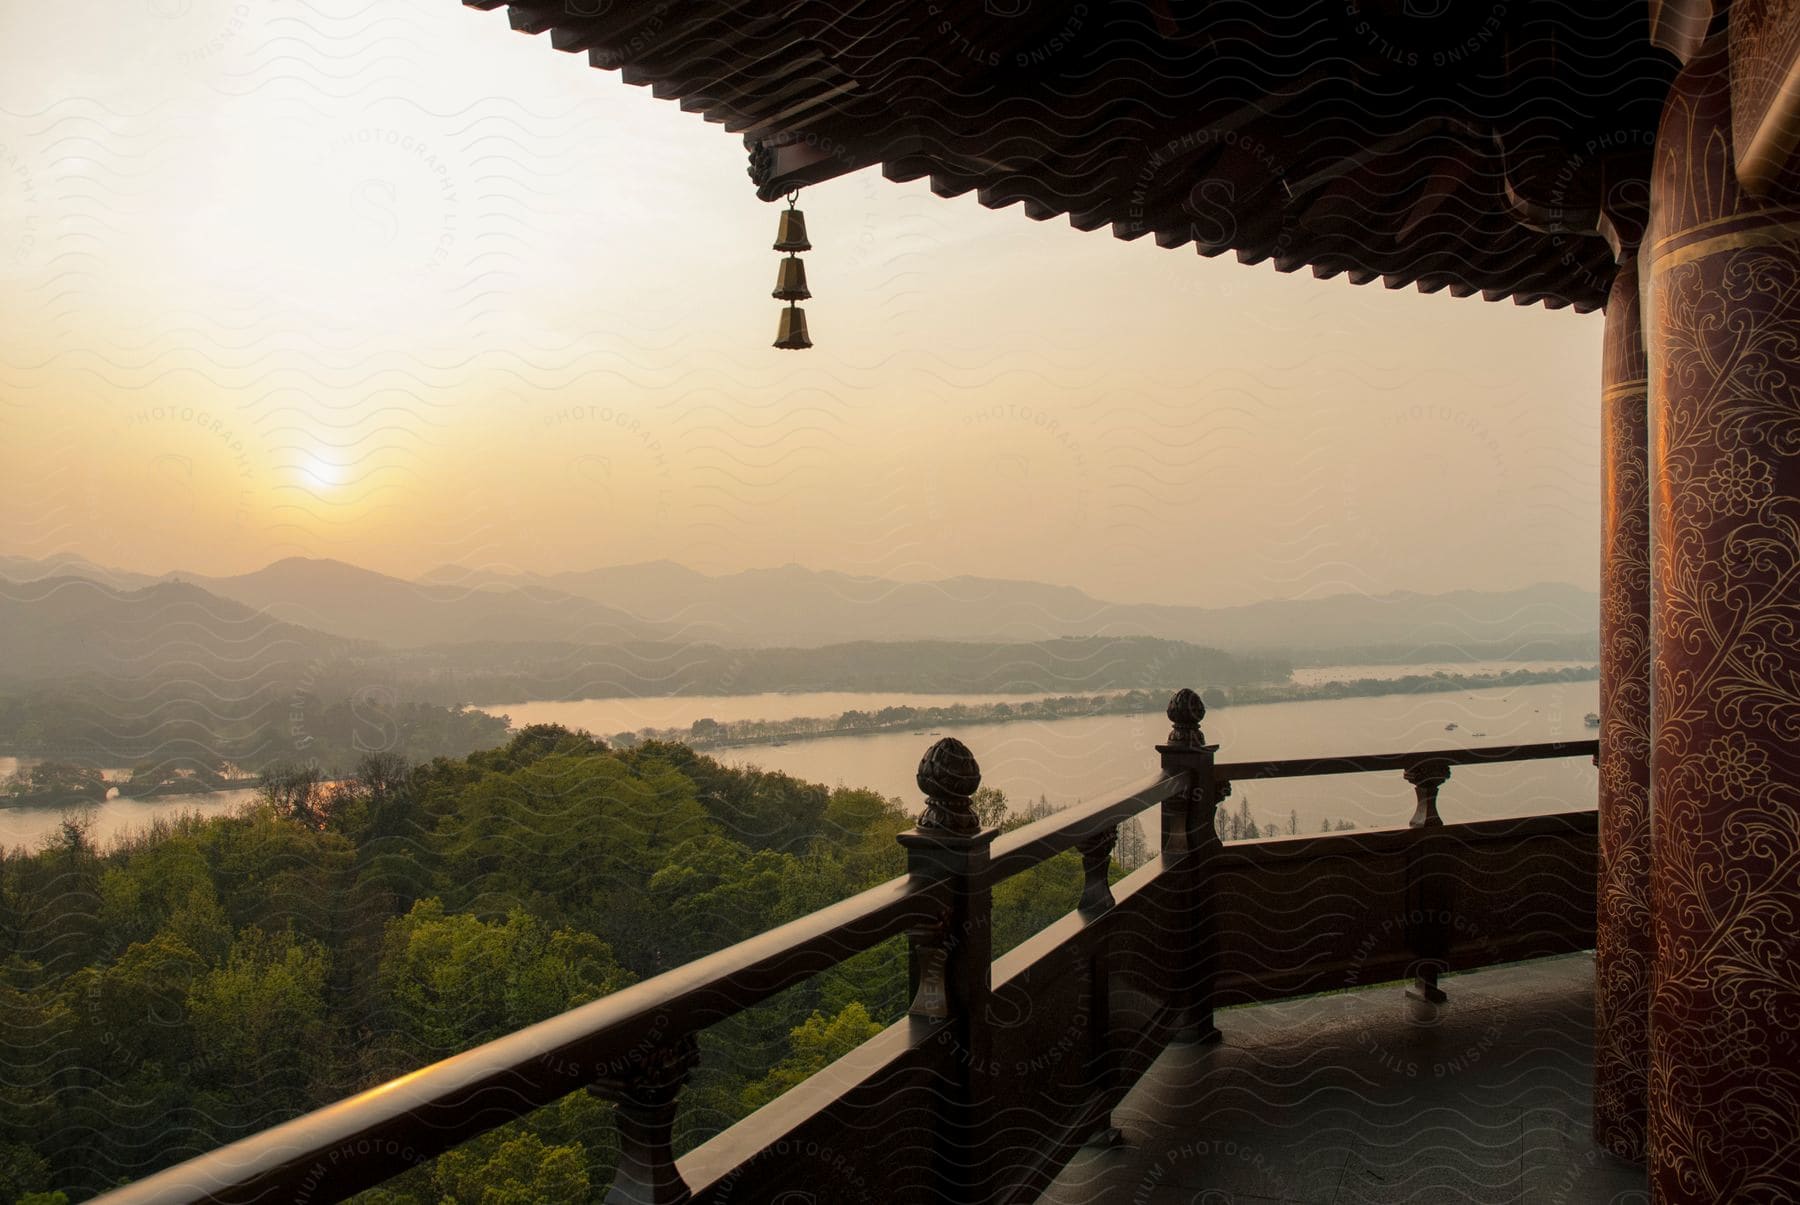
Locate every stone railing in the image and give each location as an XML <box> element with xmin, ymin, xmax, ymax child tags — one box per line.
<box><xmin>93</xmin><ymin>690</ymin><xmax>1597</xmax><ymax>1205</ymax></box>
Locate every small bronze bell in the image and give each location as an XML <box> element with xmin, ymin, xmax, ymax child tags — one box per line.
<box><xmin>773</xmin><ymin>303</ymin><xmax>812</xmax><ymax>349</ymax></box>
<box><xmin>768</xmin><ymin>190</ymin><xmax>814</xmax><ymax>348</ymax></box>
<box><xmin>773</xmin><ymin>203</ymin><xmax>811</xmax><ymax>253</ymax></box>
<box><xmin>772</xmin><ymin>254</ymin><xmax>810</xmax><ymax>301</ymax></box>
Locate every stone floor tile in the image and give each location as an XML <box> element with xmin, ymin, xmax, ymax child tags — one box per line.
<box><xmin>1039</xmin><ymin>955</ymin><xmax>1649</xmax><ymax>1204</ymax></box>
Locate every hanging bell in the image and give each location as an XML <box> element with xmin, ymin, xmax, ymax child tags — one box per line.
<box><xmin>773</xmin><ymin>204</ymin><xmax>811</xmax><ymax>252</ymax></box>
<box><xmin>773</xmin><ymin>302</ymin><xmax>812</xmax><ymax>349</ymax></box>
<box><xmin>772</xmin><ymin>253</ymin><xmax>810</xmax><ymax>301</ymax></box>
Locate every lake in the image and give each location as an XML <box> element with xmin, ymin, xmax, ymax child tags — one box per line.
<box><xmin>484</xmin><ymin>674</ymin><xmax>1597</xmax><ymax>836</ymax></box>
<box><xmin>1285</xmin><ymin>659</ymin><xmax>1592</xmax><ymax>686</ymax></box>
<box><xmin>471</xmin><ymin>662</ymin><xmax>1595</xmax><ymax>735</ymax></box>
<box><xmin>3</xmin><ymin>667</ymin><xmax>1597</xmax><ymax>851</ymax></box>
<box><xmin>0</xmin><ymin>766</ymin><xmax>262</xmax><ymax>853</ymax></box>
<box><xmin>475</xmin><ymin>690</ymin><xmax>1109</xmax><ymax>736</ymax></box>
<box><xmin>709</xmin><ymin>679</ymin><xmax>1596</xmax><ymax>834</ymax></box>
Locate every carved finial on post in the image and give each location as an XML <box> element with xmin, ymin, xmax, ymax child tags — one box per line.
<box><xmin>1156</xmin><ymin>688</ymin><xmax>1216</xmax><ymax>835</ymax></box>
<box><xmin>1166</xmin><ymin>687</ymin><xmax>1206</xmax><ymax>747</ymax></box>
<box><xmin>917</xmin><ymin>736</ymin><xmax>982</xmax><ymax>836</ymax></box>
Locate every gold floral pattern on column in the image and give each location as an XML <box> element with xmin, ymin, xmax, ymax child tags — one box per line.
<box><xmin>1594</xmin><ymin>250</ymin><xmax>1652</xmax><ymax>1161</ymax></box>
<box><xmin>1644</xmin><ymin>33</ymin><xmax>1800</xmax><ymax>1204</ymax></box>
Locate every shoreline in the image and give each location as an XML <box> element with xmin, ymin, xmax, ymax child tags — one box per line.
<box><xmin>637</xmin><ymin>666</ymin><xmax>1599</xmax><ymax>752</ymax></box>
<box><xmin>0</xmin><ymin>666</ymin><xmax>1599</xmax><ymax>782</ymax></box>
<box><xmin>0</xmin><ymin>780</ymin><xmax>260</xmax><ymax>813</ymax></box>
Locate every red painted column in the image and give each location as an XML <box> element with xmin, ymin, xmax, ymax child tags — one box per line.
<box><xmin>1643</xmin><ymin>34</ymin><xmax>1800</xmax><ymax>1202</ymax></box>
<box><xmin>1593</xmin><ymin>240</ymin><xmax>1652</xmax><ymax>1162</ymax></box>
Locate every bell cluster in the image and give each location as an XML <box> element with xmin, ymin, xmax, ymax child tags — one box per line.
<box><xmin>772</xmin><ymin>196</ymin><xmax>812</xmax><ymax>349</ymax></box>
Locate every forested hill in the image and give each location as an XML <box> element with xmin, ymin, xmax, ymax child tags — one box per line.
<box><xmin>5</xmin><ymin>553</ymin><xmax>1595</xmax><ymax>656</ymax></box>
<box><xmin>0</xmin><ymin>570</ymin><xmax>1288</xmax><ymax>771</ymax></box>
<box><xmin>423</xmin><ymin>561</ymin><xmax>1598</xmax><ymax>652</ymax></box>
<box><xmin>0</xmin><ymin>568</ymin><xmax>1286</xmax><ymax>701</ymax></box>
<box><xmin>0</xmin><ymin>576</ymin><xmax>366</xmax><ymax>683</ymax></box>
<box><xmin>390</xmin><ymin>635</ymin><xmax>1291</xmax><ymax>703</ymax></box>
<box><xmin>0</xmin><ymin>727</ymin><xmax>1122</xmax><ymax>1203</ymax></box>
<box><xmin>173</xmin><ymin>557</ymin><xmax>664</xmax><ymax>648</ymax></box>
<box><xmin>0</xmin><ymin>682</ymin><xmax>509</xmax><ymax>781</ymax></box>
<box><xmin>0</xmin><ymin>578</ymin><xmax>508</xmax><ymax>773</ymax></box>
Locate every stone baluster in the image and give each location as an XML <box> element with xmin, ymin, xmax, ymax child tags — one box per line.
<box><xmin>1403</xmin><ymin>759</ymin><xmax>1454</xmax><ymax>1008</ymax></box>
<box><xmin>591</xmin><ymin>1032</ymin><xmax>701</xmax><ymax>1205</ymax></box>
<box><xmin>898</xmin><ymin>737</ymin><xmax>998</xmax><ymax>1201</ymax></box>
<box><xmin>1075</xmin><ymin>801</ymin><xmax>1123</xmax><ymax>1148</ymax></box>
<box><xmin>1077</xmin><ymin>825</ymin><xmax>1118</xmax><ymax>915</ymax></box>
<box><xmin>1157</xmin><ymin>687</ymin><xmax>1223</xmax><ymax>1044</ymax></box>
<box><xmin>1404</xmin><ymin>758</ymin><xmax>1450</xmax><ymax>829</ymax></box>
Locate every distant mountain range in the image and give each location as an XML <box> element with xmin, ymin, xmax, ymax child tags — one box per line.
<box><xmin>0</xmin><ymin>576</ymin><xmax>363</xmax><ymax>681</ymax></box>
<box><xmin>415</xmin><ymin>560</ymin><xmax>1596</xmax><ymax>654</ymax></box>
<box><xmin>382</xmin><ymin>636</ymin><xmax>1293</xmax><ymax>704</ymax></box>
<box><xmin>0</xmin><ymin>553</ymin><xmax>159</xmax><ymax>592</ymax></box>
<box><xmin>0</xmin><ymin>553</ymin><xmax>1597</xmax><ymax>659</ymax></box>
<box><xmin>169</xmin><ymin>558</ymin><xmax>658</xmax><ymax>649</ymax></box>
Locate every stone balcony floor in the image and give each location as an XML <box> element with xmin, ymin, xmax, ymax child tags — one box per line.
<box><xmin>1039</xmin><ymin>953</ymin><xmax>1646</xmax><ymax>1204</ymax></box>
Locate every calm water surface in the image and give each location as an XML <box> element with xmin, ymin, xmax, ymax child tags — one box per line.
<box><xmin>476</xmin><ymin>662</ymin><xmax>1593</xmax><ymax>734</ymax></box>
<box><xmin>4</xmin><ymin>666</ymin><xmax>1597</xmax><ymax>849</ymax></box>
<box><xmin>475</xmin><ymin>690</ymin><xmax>1098</xmax><ymax>735</ymax></box>
<box><xmin>714</xmin><ymin>679</ymin><xmax>1597</xmax><ymax>834</ymax></box>
<box><xmin>1286</xmin><ymin>660</ymin><xmax>1592</xmax><ymax>686</ymax></box>
<box><xmin>0</xmin><ymin>755</ymin><xmax>260</xmax><ymax>853</ymax></box>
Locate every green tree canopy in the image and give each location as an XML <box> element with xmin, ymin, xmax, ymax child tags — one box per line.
<box><xmin>373</xmin><ymin>899</ymin><xmax>633</xmax><ymax>1070</ymax></box>
<box><xmin>740</xmin><ymin>1003</ymin><xmax>886</xmax><ymax>1114</ymax></box>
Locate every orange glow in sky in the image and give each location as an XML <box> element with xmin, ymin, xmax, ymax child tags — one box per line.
<box><xmin>0</xmin><ymin>0</ymin><xmax>1601</xmax><ymax>607</ymax></box>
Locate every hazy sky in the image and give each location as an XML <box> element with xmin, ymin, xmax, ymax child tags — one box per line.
<box><xmin>0</xmin><ymin>0</ymin><xmax>1602</xmax><ymax>608</ymax></box>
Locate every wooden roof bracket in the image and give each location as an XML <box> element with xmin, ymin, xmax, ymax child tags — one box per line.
<box><xmin>748</xmin><ymin>130</ymin><xmax>928</xmax><ymax>202</ymax></box>
<box><xmin>1495</xmin><ymin>131</ymin><xmax>1605</xmax><ymax>238</ymax></box>
<box><xmin>1648</xmin><ymin>0</ymin><xmax>1720</xmax><ymax>65</ymax></box>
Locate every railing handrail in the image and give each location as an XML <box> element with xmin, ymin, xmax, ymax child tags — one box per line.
<box><xmin>91</xmin><ymin>728</ymin><xmax>1599</xmax><ymax>1205</ymax></box>
<box><xmin>987</xmin><ymin>769</ymin><xmax>1179</xmax><ymax>884</ymax></box>
<box><xmin>1215</xmin><ymin>739</ymin><xmax>1597</xmax><ymax>783</ymax></box>
<box><xmin>92</xmin><ymin>869</ymin><xmax>950</xmax><ymax>1204</ymax></box>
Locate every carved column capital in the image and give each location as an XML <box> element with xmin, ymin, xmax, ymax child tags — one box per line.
<box><xmin>590</xmin><ymin>1032</ymin><xmax>700</xmax><ymax>1102</ymax></box>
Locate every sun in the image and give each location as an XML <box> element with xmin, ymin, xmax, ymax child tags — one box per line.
<box><xmin>295</xmin><ymin>451</ymin><xmax>346</xmax><ymax>492</ymax></box>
